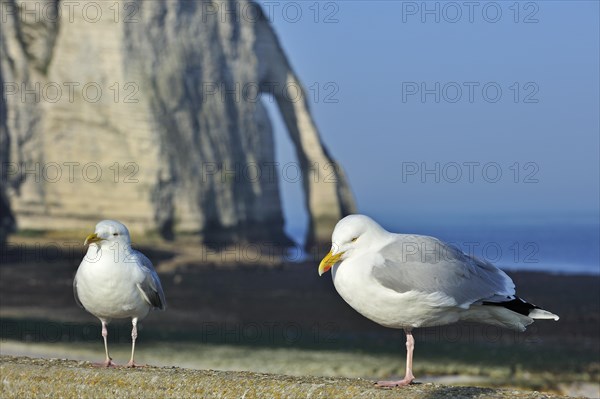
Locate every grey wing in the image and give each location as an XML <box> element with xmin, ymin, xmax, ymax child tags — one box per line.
<box><xmin>372</xmin><ymin>235</ymin><xmax>515</xmax><ymax>308</ymax></box>
<box><xmin>130</xmin><ymin>250</ymin><xmax>167</xmax><ymax>310</ymax></box>
<box><xmin>73</xmin><ymin>274</ymin><xmax>84</xmax><ymax>308</ymax></box>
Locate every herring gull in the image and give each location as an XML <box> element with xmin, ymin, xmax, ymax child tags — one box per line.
<box><xmin>74</xmin><ymin>220</ymin><xmax>166</xmax><ymax>367</ymax></box>
<box><xmin>318</xmin><ymin>214</ymin><xmax>558</xmax><ymax>387</ymax></box>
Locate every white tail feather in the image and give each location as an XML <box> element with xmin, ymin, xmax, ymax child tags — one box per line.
<box><xmin>529</xmin><ymin>308</ymin><xmax>559</xmax><ymax>320</ymax></box>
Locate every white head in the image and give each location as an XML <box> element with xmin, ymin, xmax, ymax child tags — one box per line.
<box><xmin>318</xmin><ymin>214</ymin><xmax>388</xmax><ymax>276</ymax></box>
<box><xmin>84</xmin><ymin>220</ymin><xmax>132</xmax><ymax>248</ymax></box>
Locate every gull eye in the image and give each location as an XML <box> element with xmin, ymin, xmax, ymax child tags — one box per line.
<box><xmin>113</xmin><ymin>233</ymin><xmax>119</xmax><ymax>237</ymax></box>
<box><xmin>351</xmin><ymin>237</ymin><xmax>358</xmax><ymax>242</ymax></box>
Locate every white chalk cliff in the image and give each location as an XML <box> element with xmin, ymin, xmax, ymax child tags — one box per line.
<box><xmin>0</xmin><ymin>0</ymin><xmax>355</xmax><ymax>247</ymax></box>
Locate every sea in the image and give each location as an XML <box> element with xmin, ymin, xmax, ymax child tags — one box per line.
<box><xmin>284</xmin><ymin>213</ymin><xmax>600</xmax><ymax>275</ymax></box>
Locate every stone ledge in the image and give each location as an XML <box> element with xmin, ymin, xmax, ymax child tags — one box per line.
<box><xmin>0</xmin><ymin>356</ymin><xmax>577</xmax><ymax>399</ymax></box>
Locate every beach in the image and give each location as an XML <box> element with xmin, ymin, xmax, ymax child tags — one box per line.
<box><xmin>0</xmin><ymin>238</ymin><xmax>598</xmax><ymax>397</ymax></box>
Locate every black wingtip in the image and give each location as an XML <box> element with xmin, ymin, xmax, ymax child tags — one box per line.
<box><xmin>482</xmin><ymin>296</ymin><xmax>539</xmax><ymax>317</ymax></box>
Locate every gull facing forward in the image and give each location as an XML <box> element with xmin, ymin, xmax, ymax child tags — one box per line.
<box><xmin>74</xmin><ymin>220</ymin><xmax>166</xmax><ymax>367</ymax></box>
<box><xmin>318</xmin><ymin>215</ymin><xmax>558</xmax><ymax>387</ymax></box>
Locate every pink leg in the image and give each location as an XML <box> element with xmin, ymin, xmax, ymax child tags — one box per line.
<box><xmin>376</xmin><ymin>329</ymin><xmax>415</xmax><ymax>387</ymax></box>
<box><xmin>126</xmin><ymin>317</ymin><xmax>144</xmax><ymax>368</ymax></box>
<box><xmin>93</xmin><ymin>320</ymin><xmax>118</xmax><ymax>367</ymax></box>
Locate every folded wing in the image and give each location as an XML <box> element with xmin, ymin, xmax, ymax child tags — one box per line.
<box><xmin>372</xmin><ymin>235</ymin><xmax>515</xmax><ymax>308</ymax></box>
<box><xmin>130</xmin><ymin>250</ymin><xmax>167</xmax><ymax>310</ymax></box>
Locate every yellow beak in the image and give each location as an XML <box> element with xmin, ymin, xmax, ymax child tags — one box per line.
<box><xmin>318</xmin><ymin>250</ymin><xmax>344</xmax><ymax>276</ymax></box>
<box><xmin>84</xmin><ymin>233</ymin><xmax>103</xmax><ymax>246</ymax></box>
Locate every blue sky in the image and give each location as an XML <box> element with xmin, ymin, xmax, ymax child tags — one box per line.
<box><xmin>257</xmin><ymin>1</ymin><xmax>600</xmax><ymax>236</ymax></box>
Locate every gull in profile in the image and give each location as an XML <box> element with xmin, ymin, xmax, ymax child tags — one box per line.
<box><xmin>318</xmin><ymin>214</ymin><xmax>558</xmax><ymax>387</ymax></box>
<box><xmin>74</xmin><ymin>220</ymin><xmax>166</xmax><ymax>367</ymax></box>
